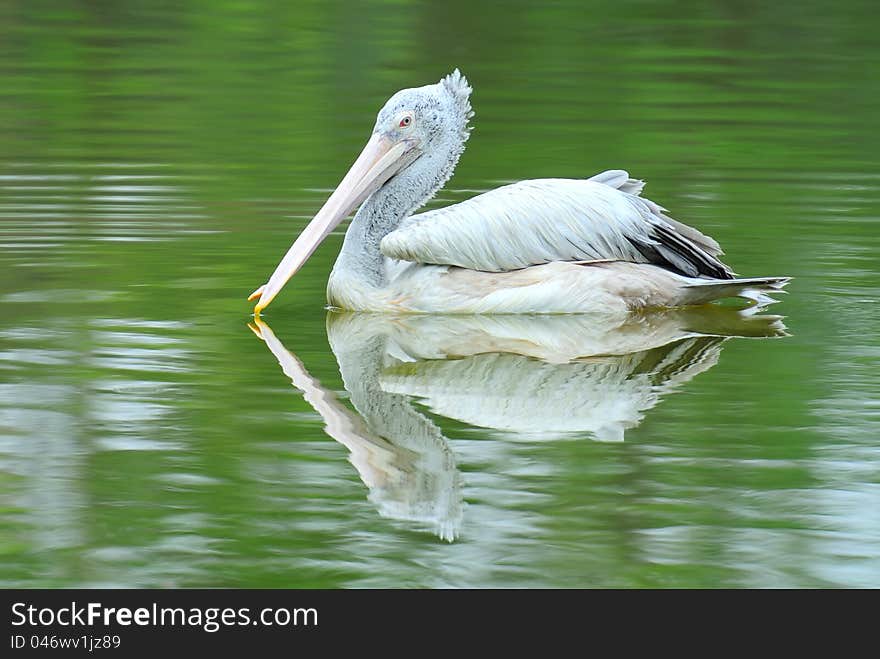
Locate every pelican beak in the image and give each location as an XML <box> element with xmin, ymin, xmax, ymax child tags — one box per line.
<box><xmin>249</xmin><ymin>132</ymin><xmax>417</xmax><ymax>314</ymax></box>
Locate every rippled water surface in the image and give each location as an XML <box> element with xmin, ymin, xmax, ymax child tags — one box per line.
<box><xmin>2</xmin><ymin>1</ymin><xmax>879</xmax><ymax>587</ymax></box>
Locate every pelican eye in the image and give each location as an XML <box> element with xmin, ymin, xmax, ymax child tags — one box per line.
<box><xmin>399</xmin><ymin>115</ymin><xmax>413</xmax><ymax>128</ymax></box>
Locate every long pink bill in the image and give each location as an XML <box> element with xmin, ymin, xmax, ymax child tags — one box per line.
<box><xmin>249</xmin><ymin>132</ymin><xmax>413</xmax><ymax>314</ymax></box>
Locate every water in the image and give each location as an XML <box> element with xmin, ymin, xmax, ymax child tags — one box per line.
<box><xmin>1</xmin><ymin>1</ymin><xmax>878</xmax><ymax>588</ymax></box>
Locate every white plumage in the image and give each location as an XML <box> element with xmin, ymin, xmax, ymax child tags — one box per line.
<box><xmin>382</xmin><ymin>172</ymin><xmax>727</xmax><ymax>276</ymax></box>
<box><xmin>250</xmin><ymin>71</ymin><xmax>789</xmax><ymax>315</ymax></box>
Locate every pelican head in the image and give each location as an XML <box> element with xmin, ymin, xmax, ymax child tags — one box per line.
<box><xmin>250</xmin><ymin>69</ymin><xmax>473</xmax><ymax>313</ymax></box>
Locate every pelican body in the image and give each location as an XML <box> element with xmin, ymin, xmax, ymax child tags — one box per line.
<box><xmin>250</xmin><ymin>70</ymin><xmax>789</xmax><ymax>314</ymax></box>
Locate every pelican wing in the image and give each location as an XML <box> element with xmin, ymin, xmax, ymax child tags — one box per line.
<box><xmin>380</xmin><ymin>170</ymin><xmax>733</xmax><ymax>279</ymax></box>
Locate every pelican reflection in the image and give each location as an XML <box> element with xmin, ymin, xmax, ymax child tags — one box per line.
<box><xmin>250</xmin><ymin>308</ymin><xmax>786</xmax><ymax>540</ymax></box>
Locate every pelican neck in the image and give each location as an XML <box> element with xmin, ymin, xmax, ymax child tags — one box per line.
<box><xmin>333</xmin><ymin>156</ymin><xmax>441</xmax><ymax>287</ymax></box>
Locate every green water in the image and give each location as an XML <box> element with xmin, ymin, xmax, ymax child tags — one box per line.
<box><xmin>1</xmin><ymin>0</ymin><xmax>878</xmax><ymax>588</ymax></box>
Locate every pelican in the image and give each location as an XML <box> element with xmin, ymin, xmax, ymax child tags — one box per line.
<box><xmin>249</xmin><ymin>70</ymin><xmax>789</xmax><ymax>314</ymax></box>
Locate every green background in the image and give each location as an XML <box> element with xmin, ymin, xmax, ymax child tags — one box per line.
<box><xmin>1</xmin><ymin>0</ymin><xmax>878</xmax><ymax>587</ymax></box>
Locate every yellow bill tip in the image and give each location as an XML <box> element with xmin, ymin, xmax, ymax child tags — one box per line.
<box><xmin>253</xmin><ymin>300</ymin><xmax>267</xmax><ymax>316</ymax></box>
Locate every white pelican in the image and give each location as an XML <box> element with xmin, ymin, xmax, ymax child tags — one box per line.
<box><xmin>249</xmin><ymin>70</ymin><xmax>789</xmax><ymax>314</ymax></box>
